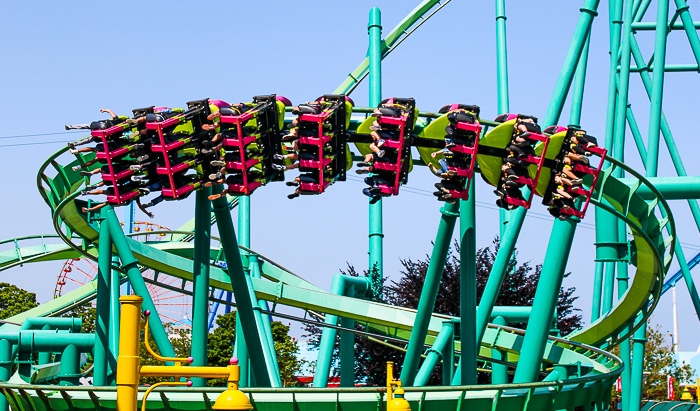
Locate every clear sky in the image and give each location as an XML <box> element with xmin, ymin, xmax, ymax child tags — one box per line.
<box><xmin>1</xmin><ymin>1</ymin><xmax>699</xmax><ymax>352</ymax></box>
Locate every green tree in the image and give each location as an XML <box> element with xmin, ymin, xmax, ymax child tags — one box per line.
<box><xmin>207</xmin><ymin>312</ymin><xmax>308</xmax><ymax>387</ymax></box>
<box><xmin>304</xmin><ymin>238</ymin><xmax>583</xmax><ymax>386</ymax></box>
<box><xmin>62</xmin><ymin>304</ymin><xmax>97</xmax><ymax>333</ymax></box>
<box><xmin>612</xmin><ymin>324</ymin><xmax>695</xmax><ymax>401</ymax></box>
<box><xmin>0</xmin><ymin>282</ymin><xmax>38</xmax><ymax>320</ymax></box>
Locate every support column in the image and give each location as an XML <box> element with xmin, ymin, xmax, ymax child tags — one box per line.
<box><xmin>491</xmin><ymin>316</ymin><xmax>508</xmax><ymax>384</ymax></box>
<box><xmin>236</xmin><ymin>195</ymin><xmax>251</xmax><ymax>386</ymax></box>
<box><xmin>460</xmin><ymin>185</ymin><xmax>477</xmax><ymax>385</ymax></box>
<box><xmin>514</xmin><ymin>218</ymin><xmax>577</xmax><ymax>383</ymax></box>
<box><xmin>645</xmin><ymin>0</ymin><xmax>669</xmax><ymax>176</ymax></box>
<box><xmin>108</xmin><ymin>255</ymin><xmax>120</xmax><ymax>385</ymax></box>
<box><xmin>368</xmin><ymin>7</ymin><xmax>384</xmax><ymax>297</ymax></box>
<box><xmin>339</xmin><ymin>316</ymin><xmax>355</xmax><ymax>387</ymax></box>
<box><xmin>413</xmin><ymin>322</ymin><xmax>455</xmax><ymax>386</ymax></box>
<box><xmin>629</xmin><ymin>326</ymin><xmax>647</xmax><ymax>411</ymax></box>
<box><xmin>105</xmin><ymin>209</ymin><xmax>176</xmax><ymax>365</ymax></box>
<box><xmin>400</xmin><ymin>201</ymin><xmax>459</xmax><ymax>386</ymax></box>
<box><xmin>495</xmin><ymin>0</ymin><xmax>510</xmax><ymax>237</ymax></box>
<box><xmin>0</xmin><ymin>339</ymin><xmax>12</xmax><ymax>411</ymax></box>
<box><xmin>191</xmin><ymin>187</ymin><xmax>212</xmax><ymax>386</ymax></box>
<box><xmin>94</xmin><ymin>212</ymin><xmax>112</xmax><ymax>386</ymax></box>
<box><xmin>211</xmin><ymin>189</ymin><xmax>277</xmax><ymax>387</ymax></box>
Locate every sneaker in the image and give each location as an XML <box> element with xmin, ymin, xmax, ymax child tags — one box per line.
<box><xmin>368</xmin><ymin>186</ymin><xmax>382</xmax><ymax>195</ymax></box>
<box><xmin>356</xmin><ymin>169</ymin><xmax>370</xmax><ymax>174</ymax></box>
<box><xmin>273</xmin><ymin>154</ymin><xmax>286</xmax><ymax>161</ymax></box>
<box><xmin>587</xmin><ymin>142</ymin><xmax>596</xmax><ymax>148</ymax></box>
<box><xmin>282</xmin><ymin>133</ymin><xmax>296</xmax><ymax>141</ymax></box>
<box><xmin>580</xmin><ymin>156</ymin><xmax>589</xmax><ymax>165</ymax></box>
<box><xmin>376</xmin><ymin>139</ymin><xmax>385</xmax><ymax>148</ymax></box>
<box><xmin>136</xmin><ymin>154</ymin><xmax>150</xmax><ymax>162</ymax></box>
<box><xmin>131</xmin><ymin>175</ymin><xmax>147</xmax><ymax>182</ymax></box>
<box><xmin>272</xmin><ymin>164</ymin><xmax>285</xmax><ymax>171</ymax></box>
<box><xmin>443</xmin><ymin>170</ymin><xmax>458</xmax><ymax>179</ymax></box>
<box><xmin>286</xmin><ymin>181</ymin><xmax>299</xmax><ymax>187</ymax></box>
<box><xmin>67</xmin><ymin>142</ymin><xmax>76</xmax><ymax>149</ymax></box>
<box><xmin>571</xmin><ymin>178</ymin><xmax>583</xmax><ymax>185</ymax></box>
<box><xmin>357</xmin><ymin>162</ymin><xmax>370</xmax><ymax>167</ymax></box>
<box><xmin>138</xmin><ymin>187</ymin><xmax>151</xmax><ymax>195</ymax></box>
<box><xmin>287</xmin><ymin>192</ymin><xmax>300</xmax><ymax>199</ymax></box>
<box><xmin>79</xmin><ymin>171</ymin><xmax>93</xmax><ymax>177</ymax></box>
<box><xmin>133</xmin><ymin>143</ymin><xmax>145</xmax><ymax>150</ymax></box>
<box><xmin>377</xmin><ymin>150</ymin><xmax>385</xmax><ymax>157</ymax></box>
<box><xmin>130</xmin><ymin>164</ymin><xmax>143</xmax><ymax>171</ymax></box>
<box><xmin>369</xmin><ymin>196</ymin><xmax>381</xmax><ymax>204</ymax></box>
<box><xmin>445</xmin><ymin>198</ymin><xmax>459</xmax><ymax>204</ymax></box>
<box><xmin>72</xmin><ymin>165</ymin><xmax>82</xmax><ymax>171</ymax></box>
<box><xmin>558</xmin><ymin>215</ymin><xmax>568</xmax><ymax>221</ymax></box>
<box><xmin>209</xmin><ymin>172</ymin><xmax>222</xmax><ymax>180</ymax></box>
<box><xmin>519</xmin><ymin>131</ymin><xmax>531</xmax><ymax>138</ymax></box>
<box><xmin>210</xmin><ymin>160</ymin><xmax>225</xmax><ymax>167</ymax></box>
<box><xmin>200</xmin><ymin>148</ymin><xmax>214</xmax><ymax>155</ymax></box>
<box><xmin>69</xmin><ymin>149</ymin><xmax>79</xmax><ymax>155</ymax></box>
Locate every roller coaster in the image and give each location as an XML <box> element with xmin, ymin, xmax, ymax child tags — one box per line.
<box><xmin>0</xmin><ymin>1</ymin><xmax>699</xmax><ymax>410</ymax></box>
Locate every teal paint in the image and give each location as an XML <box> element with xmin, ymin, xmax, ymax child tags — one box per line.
<box><xmin>495</xmin><ymin>0</ymin><xmax>510</xmax><ymax>238</ymax></box>
<box><xmin>414</xmin><ymin>323</ymin><xmax>454</xmax><ymax>386</ymax></box>
<box><xmin>491</xmin><ymin>316</ymin><xmax>508</xmax><ymax>384</ymax></box>
<box><xmin>460</xmin><ymin>185</ymin><xmax>477</xmax><ymax>385</ymax></box>
<box><xmin>514</xmin><ymin>218</ymin><xmax>577</xmax><ymax>383</ymax></box>
<box><xmin>368</xmin><ymin>7</ymin><xmax>384</xmax><ymax>297</ymax></box>
<box><xmin>105</xmin><ymin>209</ymin><xmax>176</xmax><ymax>365</ymax></box>
<box><xmin>191</xmin><ymin>188</ymin><xmax>212</xmax><ymax>387</ymax></box>
<box><xmin>401</xmin><ymin>202</ymin><xmax>459</xmax><ymax>386</ymax></box>
<box><xmin>645</xmin><ymin>0</ymin><xmax>670</xmax><ymax>177</ymax></box>
<box><xmin>93</xmin><ymin>213</ymin><xmax>111</xmax><ymax>386</ymax></box>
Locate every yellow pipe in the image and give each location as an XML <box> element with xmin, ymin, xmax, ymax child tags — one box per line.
<box><xmin>116</xmin><ymin>296</ymin><xmax>143</xmax><ymax>411</ymax></box>
<box><xmin>141</xmin><ymin>381</ymin><xmax>192</xmax><ymax>411</ymax></box>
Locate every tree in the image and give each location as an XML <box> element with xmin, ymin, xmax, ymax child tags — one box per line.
<box><xmin>0</xmin><ymin>282</ymin><xmax>38</xmax><ymax>320</ymax></box>
<box><xmin>304</xmin><ymin>238</ymin><xmax>583</xmax><ymax>386</ymax></box>
<box><xmin>207</xmin><ymin>312</ymin><xmax>308</xmax><ymax>387</ymax></box>
<box><xmin>62</xmin><ymin>304</ymin><xmax>97</xmax><ymax>333</ymax></box>
<box><xmin>610</xmin><ymin>324</ymin><xmax>695</xmax><ymax>401</ymax></box>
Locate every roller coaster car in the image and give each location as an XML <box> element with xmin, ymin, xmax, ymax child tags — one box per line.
<box><xmin>542</xmin><ymin>128</ymin><xmax>607</xmax><ymax>219</ymax></box>
<box><xmin>218</xmin><ymin>95</ymin><xmax>285</xmax><ymax>196</ymax></box>
<box><xmin>146</xmin><ymin>107</ymin><xmax>202</xmax><ymax>153</ymax></box>
<box><xmin>296</xmin><ymin>95</ymin><xmax>348</xmax><ymax>194</ymax></box>
<box><xmin>368</xmin><ymin>97</ymin><xmax>416</xmax><ymax>196</ymax></box>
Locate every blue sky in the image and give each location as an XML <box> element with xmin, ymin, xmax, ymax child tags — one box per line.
<box><xmin>1</xmin><ymin>1</ymin><xmax>700</xmax><ymax>351</ymax></box>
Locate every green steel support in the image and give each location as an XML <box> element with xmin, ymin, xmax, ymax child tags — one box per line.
<box><xmin>105</xmin><ymin>209</ymin><xmax>176</xmax><ymax>365</ymax></box>
<box><xmin>626</xmin><ymin>105</ymin><xmax>648</xmax><ymax>161</ymax></box>
<box><xmin>514</xmin><ymin>218</ymin><xmax>577</xmax><ymax>383</ymax></box>
<box><xmin>629</xmin><ymin>326</ymin><xmax>647</xmax><ymax>411</ymax></box>
<box><xmin>674</xmin><ymin>0</ymin><xmax>700</xmax><ymax>66</ymax></box>
<box><xmin>491</xmin><ymin>316</ymin><xmax>508</xmax><ymax>384</ymax></box>
<box><xmin>460</xmin><ymin>186</ymin><xmax>477</xmax><ymax>386</ymax></box>
<box><xmin>569</xmin><ymin>31</ymin><xmax>591</xmax><ymax>127</ymax></box>
<box><xmin>401</xmin><ymin>202</ymin><xmax>460</xmax><ymax>386</ymax></box>
<box><xmin>108</xmin><ymin>258</ymin><xmax>119</xmax><ymax>385</ymax></box>
<box><xmin>249</xmin><ymin>256</ymin><xmax>280</xmax><ymax>380</ymax></box>
<box><xmin>339</xmin><ymin>316</ymin><xmax>355</xmax><ymax>387</ymax></box>
<box><xmin>495</xmin><ymin>0</ymin><xmax>510</xmax><ymax>239</ymax></box>
<box><xmin>37</xmin><ymin>325</ymin><xmax>51</xmax><ymax>365</ymax></box>
<box><xmin>211</xmin><ymin>189</ymin><xmax>277</xmax><ymax>387</ymax></box>
<box><xmin>236</xmin><ymin>194</ymin><xmax>251</xmax><ymax>387</ymax></box>
<box><xmin>442</xmin><ymin>321</ymin><xmax>455</xmax><ymax>385</ymax></box>
<box><xmin>617</xmin><ymin>244</ymin><xmax>631</xmax><ymax>411</ymax></box>
<box><xmin>368</xmin><ymin>7</ymin><xmax>384</xmax><ymax>296</ymax></box>
<box><xmin>542</xmin><ymin>0</ymin><xmax>600</xmax><ymax>127</ymax></box>
<box><xmin>0</xmin><ymin>339</ymin><xmax>10</xmax><ymax>411</ymax></box>
<box><xmin>58</xmin><ymin>344</ymin><xmax>79</xmax><ymax>386</ymax></box>
<box><xmin>646</xmin><ymin>0</ymin><xmax>670</xmax><ymax>177</ymax></box>
<box><xmin>413</xmin><ymin>322</ymin><xmax>454</xmax><ymax>386</ymax></box>
<box><xmin>314</xmin><ymin>274</ymin><xmax>370</xmax><ymax>387</ymax></box>
<box><xmin>191</xmin><ymin>188</ymin><xmax>211</xmax><ymax>387</ymax></box>
<box><xmin>93</xmin><ymin>213</ymin><xmax>111</xmax><ymax>386</ymax></box>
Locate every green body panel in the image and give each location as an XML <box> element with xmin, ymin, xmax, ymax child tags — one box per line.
<box><xmin>415</xmin><ymin>112</ymin><xmax>450</xmax><ymax>172</ymax></box>
<box><xmin>475</xmin><ymin>119</ymin><xmax>516</xmax><ymax>186</ymax></box>
<box><xmin>528</xmin><ymin>130</ymin><xmax>567</xmax><ymax>197</ymax></box>
<box><xmin>354</xmin><ymin>115</ymin><xmax>412</xmax><ymax>173</ymax></box>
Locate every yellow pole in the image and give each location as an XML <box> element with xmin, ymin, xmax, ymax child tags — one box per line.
<box><xmin>116</xmin><ymin>296</ymin><xmax>143</xmax><ymax>411</ymax></box>
<box><xmin>696</xmin><ymin>377</ymin><xmax>699</xmax><ymax>404</ymax></box>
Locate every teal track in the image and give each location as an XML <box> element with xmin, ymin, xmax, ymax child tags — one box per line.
<box><xmin>0</xmin><ymin>116</ymin><xmax>675</xmax><ymax>410</ymax></box>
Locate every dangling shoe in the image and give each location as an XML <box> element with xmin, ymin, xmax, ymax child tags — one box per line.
<box><xmin>571</xmin><ymin>178</ymin><xmax>583</xmax><ymax>185</ymax></box>
<box><xmin>368</xmin><ymin>186</ymin><xmax>382</xmax><ymax>195</ymax></box>
<box><xmin>377</xmin><ymin>150</ymin><xmax>385</xmax><ymax>157</ymax></box>
<box><xmin>72</xmin><ymin>165</ymin><xmax>82</xmax><ymax>171</ymax></box>
<box><xmin>79</xmin><ymin>171</ymin><xmax>93</xmax><ymax>177</ymax></box>
<box><xmin>131</xmin><ymin>175</ymin><xmax>147</xmax><ymax>182</ymax></box>
<box><xmin>209</xmin><ymin>172</ymin><xmax>222</xmax><ymax>180</ymax></box>
<box><xmin>200</xmin><ymin>148</ymin><xmax>214</xmax><ymax>155</ymax></box>
<box><xmin>579</xmin><ymin>156</ymin><xmax>589</xmax><ymax>165</ymax></box>
<box><xmin>272</xmin><ymin>164</ymin><xmax>285</xmax><ymax>171</ymax></box>
<box><xmin>443</xmin><ymin>170</ymin><xmax>458</xmax><ymax>179</ymax></box>
<box><xmin>138</xmin><ymin>187</ymin><xmax>151</xmax><ymax>195</ymax></box>
<box><xmin>130</xmin><ymin>164</ymin><xmax>143</xmax><ymax>171</ymax></box>
<box><xmin>357</xmin><ymin>162</ymin><xmax>370</xmax><ymax>167</ymax></box>
<box><xmin>210</xmin><ymin>160</ymin><xmax>225</xmax><ymax>167</ymax></box>
<box><xmin>356</xmin><ymin>169</ymin><xmax>370</xmax><ymax>174</ymax></box>
<box><xmin>69</xmin><ymin>149</ymin><xmax>79</xmax><ymax>155</ymax></box>
<box><xmin>376</xmin><ymin>139</ymin><xmax>386</xmax><ymax>148</ymax></box>
<box><xmin>136</xmin><ymin>154</ymin><xmax>150</xmax><ymax>163</ymax></box>
<box><xmin>287</xmin><ymin>192</ymin><xmax>300</xmax><ymax>199</ymax></box>
<box><xmin>286</xmin><ymin>181</ymin><xmax>299</xmax><ymax>187</ymax></box>
<box><xmin>273</xmin><ymin>154</ymin><xmax>286</xmax><ymax>161</ymax></box>
<box><xmin>369</xmin><ymin>195</ymin><xmax>381</xmax><ymax>204</ymax></box>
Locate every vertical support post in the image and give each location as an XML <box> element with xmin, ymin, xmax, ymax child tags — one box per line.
<box><xmin>210</xmin><ymin>189</ymin><xmax>276</xmax><ymax>387</ymax></box>
<box><xmin>645</xmin><ymin>0</ymin><xmax>670</xmax><ymax>177</ymax></box>
<box><xmin>109</xmin><ymin>256</ymin><xmax>120</xmax><ymax>384</ymax></box>
<box><xmin>123</xmin><ymin>201</ymin><xmax>134</xmax><ymax>296</ymax></box>
<box><xmin>514</xmin><ymin>218</ymin><xmax>577</xmax><ymax>383</ymax></box>
<box><xmin>569</xmin><ymin>31</ymin><xmax>591</xmax><ymax>126</ymax></box>
<box><xmin>250</xmin><ymin>256</ymin><xmax>280</xmax><ymax>379</ymax></box>
<box><xmin>460</xmin><ymin>185</ymin><xmax>477</xmax><ymax>385</ymax></box>
<box><xmin>58</xmin><ymin>344</ymin><xmax>79</xmax><ymax>386</ymax></box>
<box><xmin>491</xmin><ymin>316</ymin><xmax>508</xmax><ymax>384</ymax></box>
<box><xmin>442</xmin><ymin>321</ymin><xmax>455</xmax><ymax>385</ymax></box>
<box><xmin>413</xmin><ymin>322</ymin><xmax>455</xmax><ymax>386</ymax></box>
<box><xmin>314</xmin><ymin>274</ymin><xmax>345</xmax><ymax>387</ymax></box>
<box><xmin>618</xmin><ymin>255</ymin><xmax>631</xmax><ymax>411</ymax></box>
<box><xmin>495</xmin><ymin>0</ymin><xmax>510</xmax><ymax>238</ymax></box>
<box><xmin>368</xmin><ymin>7</ymin><xmax>384</xmax><ymax>298</ymax></box>
<box><xmin>629</xmin><ymin>326</ymin><xmax>647</xmax><ymax>411</ymax></box>
<box><xmin>94</xmin><ymin>212</ymin><xmax>112</xmax><ymax>386</ymax></box>
<box><xmin>116</xmin><ymin>296</ymin><xmax>142</xmax><ymax>411</ymax></box>
<box><xmin>236</xmin><ymin>194</ymin><xmax>250</xmax><ymax>386</ymax></box>
<box><xmin>105</xmin><ymin>209</ymin><xmax>176</xmax><ymax>365</ymax></box>
<box><xmin>339</xmin><ymin>316</ymin><xmax>355</xmax><ymax>387</ymax></box>
<box><xmin>400</xmin><ymin>201</ymin><xmax>460</xmax><ymax>386</ymax></box>
<box><xmin>0</xmin><ymin>339</ymin><xmax>12</xmax><ymax>411</ymax></box>
<box><xmin>191</xmin><ymin>187</ymin><xmax>212</xmax><ymax>387</ymax></box>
